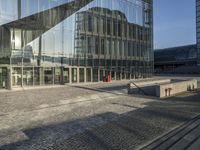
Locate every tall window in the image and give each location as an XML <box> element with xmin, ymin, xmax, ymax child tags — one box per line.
<box><xmin>93</xmin><ymin>16</ymin><xmax>98</xmax><ymax>33</ymax></box>
<box><xmin>95</xmin><ymin>38</ymin><xmax>99</xmax><ymax>55</ymax></box>
<box><xmin>107</xmin><ymin>19</ymin><xmax>111</xmax><ymax>35</ymax></box>
<box><xmin>88</xmin><ymin>15</ymin><xmax>92</xmax><ymax>32</ymax></box>
<box><xmin>118</xmin><ymin>22</ymin><xmax>121</xmax><ymax>37</ymax></box>
<box><xmin>101</xmin><ymin>39</ymin><xmax>105</xmax><ymax>55</ymax></box>
<box><xmin>113</xmin><ymin>21</ymin><xmax>118</xmax><ymax>36</ymax></box>
<box><xmin>99</xmin><ymin>18</ymin><xmax>104</xmax><ymax>34</ymax></box>
<box><xmin>0</xmin><ymin>0</ymin><xmax>18</xmax><ymax>25</ymax></box>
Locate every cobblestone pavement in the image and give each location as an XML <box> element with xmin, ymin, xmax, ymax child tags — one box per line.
<box><xmin>0</xmin><ymin>79</ymin><xmax>200</xmax><ymax>150</ymax></box>
<box><xmin>140</xmin><ymin>114</ymin><xmax>200</xmax><ymax>150</ymax></box>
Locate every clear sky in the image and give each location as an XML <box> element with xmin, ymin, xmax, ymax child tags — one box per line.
<box><xmin>153</xmin><ymin>0</ymin><xmax>196</xmax><ymax>49</ymax></box>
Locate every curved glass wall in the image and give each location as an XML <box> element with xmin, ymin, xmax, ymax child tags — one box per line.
<box><xmin>0</xmin><ymin>0</ymin><xmax>18</xmax><ymax>25</ymax></box>
<box><xmin>197</xmin><ymin>0</ymin><xmax>200</xmax><ymax>65</ymax></box>
<box><xmin>0</xmin><ymin>0</ymin><xmax>153</xmax><ymax>88</ymax></box>
<box><xmin>0</xmin><ymin>0</ymin><xmax>75</xmax><ymax>25</ymax></box>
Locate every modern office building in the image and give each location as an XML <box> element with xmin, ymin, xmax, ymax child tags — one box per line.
<box><xmin>196</xmin><ymin>0</ymin><xmax>200</xmax><ymax>65</ymax></box>
<box><xmin>154</xmin><ymin>0</ymin><xmax>200</xmax><ymax>74</ymax></box>
<box><xmin>154</xmin><ymin>44</ymin><xmax>198</xmax><ymax>74</ymax></box>
<box><xmin>0</xmin><ymin>0</ymin><xmax>153</xmax><ymax>90</ymax></box>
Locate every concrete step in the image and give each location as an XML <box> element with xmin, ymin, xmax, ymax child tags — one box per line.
<box><xmin>140</xmin><ymin>114</ymin><xmax>200</xmax><ymax>150</ymax></box>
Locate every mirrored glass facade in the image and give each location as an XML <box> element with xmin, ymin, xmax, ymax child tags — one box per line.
<box><xmin>0</xmin><ymin>0</ymin><xmax>153</xmax><ymax>89</ymax></box>
<box><xmin>197</xmin><ymin>0</ymin><xmax>200</xmax><ymax>65</ymax></box>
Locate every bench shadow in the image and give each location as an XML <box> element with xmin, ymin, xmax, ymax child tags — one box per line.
<box><xmin>72</xmin><ymin>85</ymin><xmax>159</xmax><ymax>100</ymax></box>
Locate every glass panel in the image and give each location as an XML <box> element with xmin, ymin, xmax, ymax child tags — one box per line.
<box><xmin>127</xmin><ymin>73</ymin><xmax>130</xmax><ymax>79</ymax></box>
<box><xmin>12</xmin><ymin>67</ymin><xmax>22</xmax><ymax>86</ymax></box>
<box><xmin>100</xmin><ymin>70</ymin><xmax>104</xmax><ymax>81</ymax></box>
<box><xmin>21</xmin><ymin>0</ymin><xmax>74</xmax><ymax>18</ymax></box>
<box><xmin>86</xmin><ymin>68</ymin><xmax>91</xmax><ymax>82</ymax></box>
<box><xmin>33</xmin><ymin>67</ymin><xmax>41</xmax><ymax>85</ymax></box>
<box><xmin>0</xmin><ymin>67</ymin><xmax>7</xmax><ymax>89</ymax></box>
<box><xmin>72</xmin><ymin>68</ymin><xmax>77</xmax><ymax>83</ymax></box>
<box><xmin>111</xmin><ymin>71</ymin><xmax>115</xmax><ymax>80</ymax></box>
<box><xmin>63</xmin><ymin>68</ymin><xmax>69</xmax><ymax>83</ymax></box>
<box><xmin>44</xmin><ymin>68</ymin><xmax>53</xmax><ymax>85</ymax></box>
<box><xmin>54</xmin><ymin>67</ymin><xmax>61</xmax><ymax>84</ymax></box>
<box><xmin>79</xmin><ymin>68</ymin><xmax>84</xmax><ymax>83</ymax></box>
<box><xmin>0</xmin><ymin>0</ymin><xmax>18</xmax><ymax>25</ymax></box>
<box><xmin>122</xmin><ymin>72</ymin><xmax>125</xmax><ymax>79</ymax></box>
<box><xmin>14</xmin><ymin>29</ymin><xmax>22</xmax><ymax>50</ymax></box>
<box><xmin>116</xmin><ymin>72</ymin><xmax>121</xmax><ymax>80</ymax></box>
<box><xmin>23</xmin><ymin>67</ymin><xmax>33</xmax><ymax>86</ymax></box>
<box><xmin>93</xmin><ymin>69</ymin><xmax>98</xmax><ymax>82</ymax></box>
<box><xmin>0</xmin><ymin>0</ymin><xmax>153</xmax><ymax>83</ymax></box>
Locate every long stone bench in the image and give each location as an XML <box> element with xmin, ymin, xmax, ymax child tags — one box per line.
<box><xmin>128</xmin><ymin>79</ymin><xmax>171</xmax><ymax>95</ymax></box>
<box><xmin>156</xmin><ymin>79</ymin><xmax>198</xmax><ymax>98</ymax></box>
<box><xmin>128</xmin><ymin>79</ymin><xmax>198</xmax><ymax>98</ymax></box>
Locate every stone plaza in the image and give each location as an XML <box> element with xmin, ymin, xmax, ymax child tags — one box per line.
<box><xmin>0</xmin><ymin>76</ymin><xmax>200</xmax><ymax>150</ymax></box>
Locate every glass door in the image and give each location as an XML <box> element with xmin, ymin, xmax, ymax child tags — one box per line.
<box><xmin>63</xmin><ymin>68</ymin><xmax>69</xmax><ymax>83</ymax></box>
<box><xmin>72</xmin><ymin>68</ymin><xmax>77</xmax><ymax>83</ymax></box>
<box><xmin>54</xmin><ymin>67</ymin><xmax>61</xmax><ymax>84</ymax></box>
<box><xmin>79</xmin><ymin>68</ymin><xmax>84</xmax><ymax>83</ymax></box>
<box><xmin>12</xmin><ymin>67</ymin><xmax>22</xmax><ymax>87</ymax></box>
<box><xmin>44</xmin><ymin>68</ymin><xmax>53</xmax><ymax>85</ymax></box>
<box><xmin>0</xmin><ymin>67</ymin><xmax>7</xmax><ymax>89</ymax></box>
<box><xmin>100</xmin><ymin>70</ymin><xmax>104</xmax><ymax>81</ymax></box>
<box><xmin>86</xmin><ymin>68</ymin><xmax>91</xmax><ymax>82</ymax></box>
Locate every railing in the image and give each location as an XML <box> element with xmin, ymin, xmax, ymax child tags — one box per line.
<box><xmin>128</xmin><ymin>81</ymin><xmax>149</xmax><ymax>96</ymax></box>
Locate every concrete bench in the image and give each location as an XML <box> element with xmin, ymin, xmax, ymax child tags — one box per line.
<box><xmin>128</xmin><ymin>79</ymin><xmax>198</xmax><ymax>98</ymax></box>
<box><xmin>128</xmin><ymin>79</ymin><xmax>171</xmax><ymax>95</ymax></box>
<box><xmin>156</xmin><ymin>79</ymin><xmax>198</xmax><ymax>98</ymax></box>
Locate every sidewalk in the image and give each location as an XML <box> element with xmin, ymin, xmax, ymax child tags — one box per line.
<box><xmin>140</xmin><ymin>114</ymin><xmax>200</xmax><ymax>150</ymax></box>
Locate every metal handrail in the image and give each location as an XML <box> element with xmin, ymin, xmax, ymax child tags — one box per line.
<box><xmin>129</xmin><ymin>81</ymin><xmax>149</xmax><ymax>96</ymax></box>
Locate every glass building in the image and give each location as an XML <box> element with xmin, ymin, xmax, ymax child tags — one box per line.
<box><xmin>197</xmin><ymin>0</ymin><xmax>200</xmax><ymax>65</ymax></box>
<box><xmin>0</xmin><ymin>0</ymin><xmax>153</xmax><ymax>89</ymax></box>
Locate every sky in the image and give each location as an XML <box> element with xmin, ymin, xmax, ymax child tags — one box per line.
<box><xmin>153</xmin><ymin>0</ymin><xmax>196</xmax><ymax>49</ymax></box>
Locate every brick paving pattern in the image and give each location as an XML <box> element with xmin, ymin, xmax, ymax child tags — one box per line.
<box><xmin>140</xmin><ymin>114</ymin><xmax>200</xmax><ymax>150</ymax></box>
<box><xmin>0</xmin><ymin>78</ymin><xmax>200</xmax><ymax>150</ymax></box>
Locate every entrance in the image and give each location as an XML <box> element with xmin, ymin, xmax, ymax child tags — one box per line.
<box><xmin>72</xmin><ymin>68</ymin><xmax>77</xmax><ymax>83</ymax></box>
<box><xmin>12</xmin><ymin>67</ymin><xmax>22</xmax><ymax>87</ymax></box>
<box><xmin>0</xmin><ymin>67</ymin><xmax>7</xmax><ymax>89</ymax></box>
<box><xmin>63</xmin><ymin>68</ymin><xmax>69</xmax><ymax>83</ymax></box>
<box><xmin>100</xmin><ymin>70</ymin><xmax>104</xmax><ymax>81</ymax></box>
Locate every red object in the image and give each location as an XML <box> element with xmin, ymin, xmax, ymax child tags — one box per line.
<box><xmin>107</xmin><ymin>74</ymin><xmax>111</xmax><ymax>82</ymax></box>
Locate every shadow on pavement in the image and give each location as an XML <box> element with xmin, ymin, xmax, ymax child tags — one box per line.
<box><xmin>1</xmin><ymin>91</ymin><xmax>200</xmax><ymax>150</ymax></box>
<box><xmin>73</xmin><ymin>85</ymin><xmax>158</xmax><ymax>101</ymax></box>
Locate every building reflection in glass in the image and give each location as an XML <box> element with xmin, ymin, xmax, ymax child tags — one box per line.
<box><xmin>0</xmin><ymin>0</ymin><xmax>153</xmax><ymax>89</ymax></box>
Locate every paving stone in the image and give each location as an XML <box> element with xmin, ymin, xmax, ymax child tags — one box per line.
<box><xmin>140</xmin><ymin>115</ymin><xmax>200</xmax><ymax>150</ymax></box>
<box><xmin>0</xmin><ymin>80</ymin><xmax>200</xmax><ymax>150</ymax></box>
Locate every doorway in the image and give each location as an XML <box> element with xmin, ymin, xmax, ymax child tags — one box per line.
<box><xmin>0</xmin><ymin>67</ymin><xmax>7</xmax><ymax>89</ymax></box>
